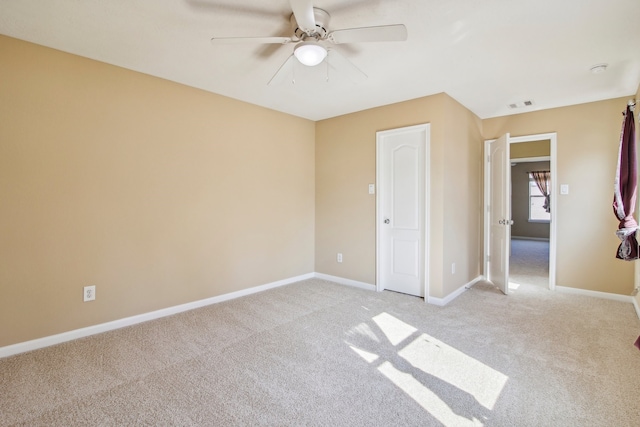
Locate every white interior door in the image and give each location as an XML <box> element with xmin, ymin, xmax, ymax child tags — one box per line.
<box><xmin>377</xmin><ymin>124</ymin><xmax>427</xmax><ymax>297</ymax></box>
<box><xmin>489</xmin><ymin>133</ymin><xmax>511</xmax><ymax>294</ymax></box>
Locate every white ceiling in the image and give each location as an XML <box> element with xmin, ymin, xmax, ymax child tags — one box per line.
<box><xmin>1</xmin><ymin>0</ymin><xmax>639</xmax><ymax>121</ymax></box>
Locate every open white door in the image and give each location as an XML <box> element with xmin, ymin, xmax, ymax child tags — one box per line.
<box><xmin>377</xmin><ymin>124</ymin><xmax>428</xmax><ymax>297</ymax></box>
<box><xmin>488</xmin><ymin>133</ymin><xmax>511</xmax><ymax>294</ymax></box>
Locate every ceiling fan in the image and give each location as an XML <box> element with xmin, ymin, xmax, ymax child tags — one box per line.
<box><xmin>210</xmin><ymin>0</ymin><xmax>408</xmax><ymax>85</ymax></box>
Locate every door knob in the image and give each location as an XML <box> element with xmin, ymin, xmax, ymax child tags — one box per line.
<box><xmin>384</xmin><ymin>218</ymin><xmax>390</xmax><ymax>224</ymax></box>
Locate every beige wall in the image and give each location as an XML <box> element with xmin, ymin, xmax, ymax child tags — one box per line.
<box><xmin>2</xmin><ymin>33</ymin><xmax>637</xmax><ymax>349</ymax></box>
<box><xmin>511</xmin><ymin>140</ymin><xmax>550</xmax><ymax>159</ymax></box>
<box><xmin>0</xmin><ymin>36</ymin><xmax>316</xmax><ymax>347</ymax></box>
<box><xmin>442</xmin><ymin>96</ymin><xmax>484</xmax><ymax>296</ymax></box>
<box><xmin>315</xmin><ymin>94</ymin><xmax>483</xmax><ymax>298</ymax></box>
<box><xmin>484</xmin><ymin>98</ymin><xmax>635</xmax><ymax>294</ymax></box>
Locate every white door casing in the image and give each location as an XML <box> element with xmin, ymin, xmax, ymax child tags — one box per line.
<box><xmin>376</xmin><ymin>124</ymin><xmax>429</xmax><ymax>297</ymax></box>
<box><xmin>488</xmin><ymin>133</ymin><xmax>511</xmax><ymax>295</ymax></box>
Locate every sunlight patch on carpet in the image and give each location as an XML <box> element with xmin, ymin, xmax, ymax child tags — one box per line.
<box><xmin>372</xmin><ymin>312</ymin><xmax>417</xmax><ymax>346</ymax></box>
<box><xmin>346</xmin><ymin>322</ymin><xmax>381</xmax><ymax>343</ymax></box>
<box><xmin>348</xmin><ymin>346</ymin><xmax>379</xmax><ymax>363</ymax></box>
<box><xmin>398</xmin><ymin>333</ymin><xmax>508</xmax><ymax>410</ymax></box>
<box><xmin>349</xmin><ymin>311</ymin><xmax>509</xmax><ymax>421</ymax></box>
<box><xmin>378</xmin><ymin>361</ymin><xmax>484</xmax><ymax>427</ymax></box>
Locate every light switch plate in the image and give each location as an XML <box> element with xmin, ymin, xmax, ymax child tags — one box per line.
<box><xmin>560</xmin><ymin>184</ymin><xmax>569</xmax><ymax>195</ymax></box>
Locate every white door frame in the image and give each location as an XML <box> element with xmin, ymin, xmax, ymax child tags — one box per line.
<box><xmin>376</xmin><ymin>123</ymin><xmax>431</xmax><ymax>298</ymax></box>
<box><xmin>484</xmin><ymin>132</ymin><xmax>557</xmax><ymax>290</ymax></box>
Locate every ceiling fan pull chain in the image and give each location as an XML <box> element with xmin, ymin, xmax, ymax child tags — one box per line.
<box><xmin>326</xmin><ymin>58</ymin><xmax>330</xmax><ymax>82</ymax></box>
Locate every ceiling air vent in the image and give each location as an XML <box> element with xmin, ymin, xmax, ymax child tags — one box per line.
<box><xmin>509</xmin><ymin>100</ymin><xmax>534</xmax><ymax>109</ymax></box>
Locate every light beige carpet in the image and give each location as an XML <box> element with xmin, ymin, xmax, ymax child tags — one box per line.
<box><xmin>510</xmin><ymin>238</ymin><xmax>550</xmax><ymax>288</ymax></box>
<box><xmin>1</xmin><ymin>278</ymin><xmax>640</xmax><ymax>426</ymax></box>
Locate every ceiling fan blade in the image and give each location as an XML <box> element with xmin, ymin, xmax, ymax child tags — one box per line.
<box><xmin>289</xmin><ymin>0</ymin><xmax>316</xmax><ymax>34</ymax></box>
<box><xmin>211</xmin><ymin>36</ymin><xmax>292</xmax><ymax>45</ymax></box>
<box><xmin>326</xmin><ymin>50</ymin><xmax>367</xmax><ymax>84</ymax></box>
<box><xmin>268</xmin><ymin>55</ymin><xmax>296</xmax><ymax>86</ymax></box>
<box><xmin>328</xmin><ymin>24</ymin><xmax>407</xmax><ymax>44</ymax></box>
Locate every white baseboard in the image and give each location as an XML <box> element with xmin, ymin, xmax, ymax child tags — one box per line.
<box><xmin>14</xmin><ymin>273</ymin><xmax>632</xmax><ymax>359</ymax></box>
<box><xmin>632</xmin><ymin>296</ymin><xmax>640</xmax><ymax>320</ymax></box>
<box><xmin>511</xmin><ymin>236</ymin><xmax>550</xmax><ymax>242</ymax></box>
<box><xmin>313</xmin><ymin>273</ymin><xmax>376</xmax><ymax>291</ymax></box>
<box><xmin>555</xmin><ymin>286</ymin><xmax>635</xmax><ymax>303</ymax></box>
<box><xmin>0</xmin><ymin>272</ymin><xmax>315</xmax><ymax>359</ymax></box>
<box><xmin>427</xmin><ymin>276</ymin><xmax>484</xmax><ymax>306</ymax></box>
<box><xmin>315</xmin><ymin>272</ymin><xmax>485</xmax><ymax>307</ymax></box>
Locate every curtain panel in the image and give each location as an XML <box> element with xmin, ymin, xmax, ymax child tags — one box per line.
<box><xmin>613</xmin><ymin>104</ymin><xmax>638</xmax><ymax>261</ymax></box>
<box><xmin>531</xmin><ymin>171</ymin><xmax>551</xmax><ymax>213</ymax></box>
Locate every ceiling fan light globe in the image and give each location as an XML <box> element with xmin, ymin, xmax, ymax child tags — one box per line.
<box><xmin>294</xmin><ymin>41</ymin><xmax>327</xmax><ymax>66</ymax></box>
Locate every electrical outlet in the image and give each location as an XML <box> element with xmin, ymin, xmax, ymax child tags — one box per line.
<box><xmin>84</xmin><ymin>285</ymin><xmax>96</xmax><ymax>302</ymax></box>
<box><xmin>337</xmin><ymin>253</ymin><xmax>343</xmax><ymax>263</ymax></box>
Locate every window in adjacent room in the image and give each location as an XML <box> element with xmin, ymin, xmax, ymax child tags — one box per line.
<box><xmin>529</xmin><ymin>173</ymin><xmax>551</xmax><ymax>222</ymax></box>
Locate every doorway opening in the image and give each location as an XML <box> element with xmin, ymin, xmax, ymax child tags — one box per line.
<box><xmin>483</xmin><ymin>133</ymin><xmax>557</xmax><ymax>292</ymax></box>
<box><xmin>510</xmin><ymin>148</ymin><xmax>550</xmax><ymax>288</ymax></box>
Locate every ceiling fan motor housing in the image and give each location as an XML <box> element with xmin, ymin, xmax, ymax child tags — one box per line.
<box><xmin>291</xmin><ymin>8</ymin><xmax>330</xmax><ymax>40</ymax></box>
